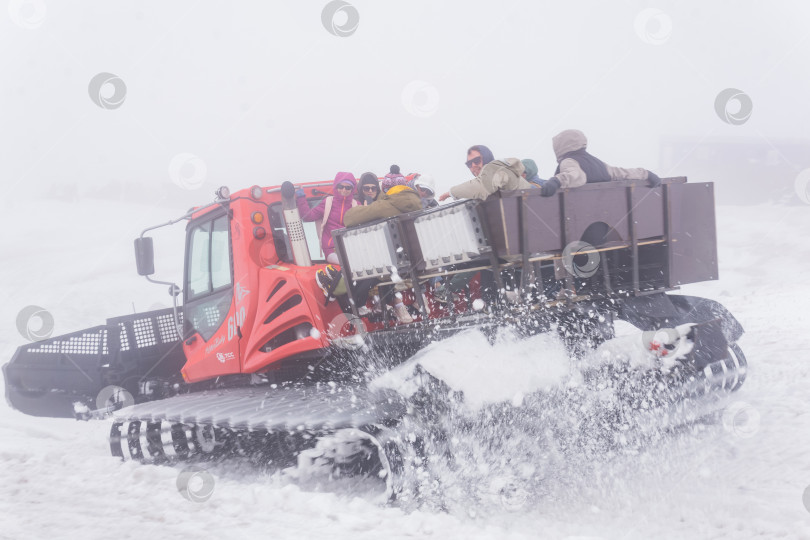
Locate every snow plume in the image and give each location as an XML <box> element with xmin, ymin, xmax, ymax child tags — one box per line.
<box><xmin>370</xmin><ymin>327</ymin><xmax>708</xmax><ymax>514</ymax></box>
<box><xmin>373</xmin><ymin>329</ymin><xmax>571</xmax><ymax>411</ymax></box>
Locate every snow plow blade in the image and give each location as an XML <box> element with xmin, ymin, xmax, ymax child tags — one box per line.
<box><xmin>3</xmin><ymin>308</ymin><xmax>186</xmax><ymax>418</ymax></box>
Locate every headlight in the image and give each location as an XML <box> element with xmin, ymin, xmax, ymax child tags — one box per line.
<box><xmin>215</xmin><ymin>186</ymin><xmax>230</xmax><ymax>200</ymax></box>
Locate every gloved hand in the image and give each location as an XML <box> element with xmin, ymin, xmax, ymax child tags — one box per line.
<box><xmin>363</xmin><ymin>195</ymin><xmax>375</xmax><ymax>205</ymax></box>
<box><xmin>540</xmin><ymin>177</ymin><xmax>561</xmax><ymax>197</ymax></box>
<box><xmin>646</xmin><ymin>171</ymin><xmax>661</xmax><ymax>188</ymax></box>
<box><xmin>295</xmin><ymin>188</ymin><xmax>306</xmax><ymax>198</ymax></box>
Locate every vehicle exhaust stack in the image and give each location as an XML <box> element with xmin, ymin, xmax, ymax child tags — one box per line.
<box><xmin>280</xmin><ymin>181</ymin><xmax>312</xmax><ymax>267</ymax></box>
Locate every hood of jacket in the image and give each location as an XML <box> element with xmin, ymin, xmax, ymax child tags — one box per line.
<box><xmin>490</xmin><ymin>158</ymin><xmax>525</xmax><ymax>186</ymax></box>
<box><xmin>520</xmin><ymin>159</ymin><xmax>538</xmax><ymax>179</ymax></box>
<box><xmin>413</xmin><ymin>173</ymin><xmax>436</xmax><ymax>193</ymax></box>
<box><xmin>552</xmin><ymin>130</ymin><xmax>587</xmax><ymax>161</ymax></box>
<box><xmin>385</xmin><ymin>187</ymin><xmax>421</xmax><ymax>212</ymax></box>
<box><xmin>357</xmin><ymin>172</ymin><xmax>380</xmax><ymax>189</ymax></box>
<box><xmin>332</xmin><ymin>171</ymin><xmax>357</xmax><ymax>200</ymax></box>
<box><xmin>468</xmin><ymin>145</ymin><xmax>495</xmax><ymax>165</ymax></box>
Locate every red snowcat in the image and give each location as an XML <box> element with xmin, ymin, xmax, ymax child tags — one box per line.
<box><xmin>3</xmin><ymin>178</ymin><xmax>746</xmax><ymax>502</ymax></box>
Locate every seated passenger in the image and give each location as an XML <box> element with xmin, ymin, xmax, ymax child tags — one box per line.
<box><xmin>433</xmin><ymin>156</ymin><xmax>532</xmax><ymax>305</ymax></box>
<box><xmin>343</xmin><ymin>171</ymin><xmax>421</xmax><ymax>226</ymax></box>
<box><xmin>541</xmin><ymin>129</ymin><xmax>661</xmax><ymax>197</ymax></box>
<box><xmin>382</xmin><ymin>164</ymin><xmax>406</xmax><ymax>187</ymax></box>
<box><xmin>355</xmin><ymin>172</ymin><xmax>381</xmax><ymax>206</ymax></box>
<box><xmin>318</xmin><ymin>174</ymin><xmax>422</xmax><ymax>324</ymax></box>
<box><xmin>465</xmin><ymin>144</ymin><xmax>494</xmax><ymax>176</ymax></box>
<box><xmin>295</xmin><ymin>172</ymin><xmax>358</xmax><ymax>264</ymax></box>
<box><xmin>438</xmin><ymin>157</ymin><xmax>533</xmax><ymax>201</ymax></box>
<box><xmin>413</xmin><ymin>173</ymin><xmax>439</xmax><ymax>209</ymax></box>
<box><xmin>521</xmin><ymin>159</ymin><xmax>546</xmax><ymax>187</ymax></box>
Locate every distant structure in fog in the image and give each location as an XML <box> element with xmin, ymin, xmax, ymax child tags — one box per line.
<box><xmin>660</xmin><ymin>137</ymin><xmax>810</xmax><ymax>205</ymax></box>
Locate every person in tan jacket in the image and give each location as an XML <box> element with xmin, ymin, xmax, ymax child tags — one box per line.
<box><xmin>541</xmin><ymin>129</ymin><xmax>661</xmax><ymax>196</ymax></box>
<box><xmin>435</xmin><ymin>157</ymin><xmax>534</xmax><ymax>305</ymax></box>
<box><xmin>438</xmin><ymin>157</ymin><xmax>534</xmax><ymax>201</ymax></box>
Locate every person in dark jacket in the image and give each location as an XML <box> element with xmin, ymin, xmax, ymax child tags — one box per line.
<box><xmin>355</xmin><ymin>172</ymin><xmax>381</xmax><ymax>206</ymax></box>
<box><xmin>541</xmin><ymin>129</ymin><xmax>661</xmax><ymax>197</ymax></box>
<box><xmin>521</xmin><ymin>159</ymin><xmax>546</xmax><ymax>187</ymax></box>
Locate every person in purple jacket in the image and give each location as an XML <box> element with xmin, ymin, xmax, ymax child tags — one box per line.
<box><xmin>295</xmin><ymin>172</ymin><xmax>359</xmax><ymax>264</ymax></box>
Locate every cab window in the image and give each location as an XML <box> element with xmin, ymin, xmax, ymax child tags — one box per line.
<box><xmin>268</xmin><ymin>203</ymin><xmax>324</xmax><ymax>263</ymax></box>
<box><xmin>186</xmin><ymin>214</ymin><xmax>232</xmax><ymax>300</ymax></box>
<box><xmin>184</xmin><ymin>213</ymin><xmax>233</xmax><ymax>341</ymax></box>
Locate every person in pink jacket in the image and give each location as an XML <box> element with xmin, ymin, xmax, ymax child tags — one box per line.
<box><xmin>295</xmin><ymin>172</ymin><xmax>358</xmax><ymax>264</ymax></box>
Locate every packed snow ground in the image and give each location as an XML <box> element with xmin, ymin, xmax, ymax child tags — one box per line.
<box><xmin>1</xmin><ymin>197</ymin><xmax>810</xmax><ymax>539</ymax></box>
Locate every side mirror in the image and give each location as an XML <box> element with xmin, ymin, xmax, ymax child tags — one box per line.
<box><xmin>134</xmin><ymin>237</ymin><xmax>155</xmax><ymax>276</ymax></box>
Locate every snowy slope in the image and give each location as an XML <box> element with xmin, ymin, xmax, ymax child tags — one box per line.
<box><xmin>1</xmin><ymin>197</ymin><xmax>809</xmax><ymax>540</ymax></box>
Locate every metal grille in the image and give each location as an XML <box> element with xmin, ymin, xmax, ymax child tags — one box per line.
<box><xmin>200</xmin><ymin>305</ymin><xmax>223</xmax><ymax>329</ymax></box>
<box><xmin>284</xmin><ymin>209</ymin><xmax>307</xmax><ymax>243</ymax></box>
<box><xmin>156</xmin><ymin>312</ymin><xmax>182</xmax><ymax>343</ymax></box>
<box><xmin>185</xmin><ymin>293</ymin><xmax>230</xmax><ymax>342</ymax></box>
<box><xmin>118</xmin><ymin>323</ymin><xmax>130</xmax><ymax>352</ymax></box>
<box><xmin>6</xmin><ymin>307</ymin><xmax>188</xmax><ymax>416</ymax></box>
<box><xmin>29</xmin><ymin>310</ymin><xmax>184</xmax><ymax>357</ymax></box>
<box><xmin>132</xmin><ymin>318</ymin><xmax>157</xmax><ymax>348</ymax></box>
<box><xmin>414</xmin><ymin>202</ymin><xmax>488</xmax><ymax>270</ymax></box>
<box><xmin>341</xmin><ymin>222</ymin><xmax>398</xmax><ymax>279</ymax></box>
<box><xmin>25</xmin><ymin>329</ymin><xmax>105</xmax><ymax>356</ymax></box>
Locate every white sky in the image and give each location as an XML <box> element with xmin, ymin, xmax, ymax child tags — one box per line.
<box><xmin>2</xmin><ymin>1</ymin><xmax>809</xmax><ymax>202</ymax></box>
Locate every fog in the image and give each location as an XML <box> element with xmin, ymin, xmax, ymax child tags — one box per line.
<box><xmin>3</xmin><ymin>5</ymin><xmax>810</xmax><ymax>536</ymax></box>
<box><xmin>3</xmin><ymin>1</ymin><xmax>810</xmax><ymax>205</ymax></box>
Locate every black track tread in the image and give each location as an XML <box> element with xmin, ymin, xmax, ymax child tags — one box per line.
<box><xmin>112</xmin><ymin>385</ymin><xmax>404</xmax><ymax>432</ymax></box>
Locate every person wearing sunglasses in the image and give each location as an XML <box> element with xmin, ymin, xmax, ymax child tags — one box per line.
<box><xmin>318</xmin><ymin>173</ymin><xmax>422</xmax><ymax>324</ymax></box>
<box><xmin>440</xmin><ymin>157</ymin><xmax>533</xmax><ymax>202</ymax></box>
<box><xmin>435</xmin><ymin>154</ymin><xmax>533</xmax><ymax>306</ymax></box>
<box><xmin>465</xmin><ymin>145</ymin><xmax>494</xmax><ymax>176</ymax></box>
<box><xmin>295</xmin><ymin>172</ymin><xmax>358</xmax><ymax>264</ymax></box>
<box><xmin>355</xmin><ymin>171</ymin><xmax>381</xmax><ymax>206</ymax></box>
<box><xmin>438</xmin><ymin>144</ymin><xmax>496</xmax><ymax>201</ymax></box>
